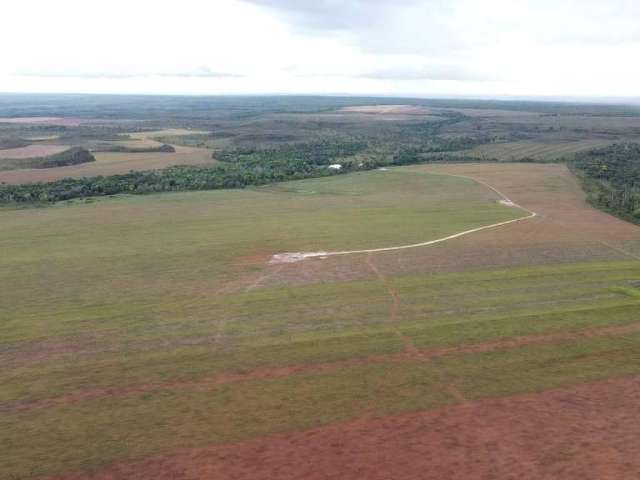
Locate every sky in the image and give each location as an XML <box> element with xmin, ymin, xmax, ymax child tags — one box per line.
<box><xmin>1</xmin><ymin>0</ymin><xmax>640</xmax><ymax>98</ymax></box>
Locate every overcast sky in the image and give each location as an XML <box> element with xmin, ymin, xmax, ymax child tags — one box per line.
<box><xmin>2</xmin><ymin>0</ymin><xmax>639</xmax><ymax>98</ymax></box>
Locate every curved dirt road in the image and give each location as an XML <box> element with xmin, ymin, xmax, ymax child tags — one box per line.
<box><xmin>270</xmin><ymin>172</ymin><xmax>537</xmax><ymax>264</ymax></box>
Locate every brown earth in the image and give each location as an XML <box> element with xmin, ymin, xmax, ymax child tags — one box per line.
<box><xmin>340</xmin><ymin>104</ymin><xmax>433</xmax><ymax>115</ymax></box>
<box><xmin>0</xmin><ymin>144</ymin><xmax>68</xmax><ymax>159</ymax></box>
<box><xmin>48</xmin><ymin>375</ymin><xmax>640</xmax><ymax>480</ymax></box>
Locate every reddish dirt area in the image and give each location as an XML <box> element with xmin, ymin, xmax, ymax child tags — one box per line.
<box><xmin>50</xmin><ymin>375</ymin><xmax>640</xmax><ymax>480</ymax></box>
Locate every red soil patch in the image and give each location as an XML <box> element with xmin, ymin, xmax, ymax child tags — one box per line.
<box><xmin>49</xmin><ymin>375</ymin><xmax>640</xmax><ymax>480</ymax></box>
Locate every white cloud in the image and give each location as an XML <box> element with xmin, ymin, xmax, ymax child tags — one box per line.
<box><xmin>0</xmin><ymin>0</ymin><xmax>639</xmax><ymax>97</ymax></box>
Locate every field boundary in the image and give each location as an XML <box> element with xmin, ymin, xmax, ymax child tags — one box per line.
<box><xmin>270</xmin><ymin>172</ymin><xmax>537</xmax><ymax>263</ymax></box>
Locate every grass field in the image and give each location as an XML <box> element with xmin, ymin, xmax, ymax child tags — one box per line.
<box><xmin>3</xmin><ymin>164</ymin><xmax>640</xmax><ymax>479</ymax></box>
<box><xmin>459</xmin><ymin>139</ymin><xmax>615</xmax><ymax>161</ymax></box>
<box><xmin>0</xmin><ymin>144</ymin><xmax>68</xmax><ymax>160</ymax></box>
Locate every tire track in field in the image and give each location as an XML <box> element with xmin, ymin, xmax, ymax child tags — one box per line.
<box><xmin>431</xmin><ymin>358</ymin><xmax>469</xmax><ymax>404</ymax></box>
<box><xmin>598</xmin><ymin>240</ymin><xmax>640</xmax><ymax>262</ymax></box>
<box><xmin>269</xmin><ymin>172</ymin><xmax>537</xmax><ymax>264</ymax></box>
<box><xmin>365</xmin><ymin>253</ymin><xmax>417</xmax><ymax>354</ymax></box>
<box><xmin>8</xmin><ymin>320</ymin><xmax>640</xmax><ymax>415</ymax></box>
<box><xmin>245</xmin><ymin>264</ymin><xmax>285</xmax><ymax>292</ymax></box>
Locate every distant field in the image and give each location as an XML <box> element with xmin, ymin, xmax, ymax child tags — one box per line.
<box><xmin>0</xmin><ymin>144</ymin><xmax>67</xmax><ymax>159</ymax></box>
<box><xmin>460</xmin><ymin>139</ymin><xmax>615</xmax><ymax>161</ymax></box>
<box><xmin>97</xmin><ymin>139</ymin><xmax>165</xmax><ymax>149</ymax></box>
<box><xmin>0</xmin><ymin>145</ymin><xmax>215</xmax><ymax>184</ymax></box>
<box><xmin>3</xmin><ymin>164</ymin><xmax>640</xmax><ymax>478</ymax></box>
<box><xmin>128</xmin><ymin>128</ymin><xmax>211</xmax><ymax>140</ymax></box>
<box><xmin>340</xmin><ymin>104</ymin><xmax>432</xmax><ymax>115</ymax></box>
<box><xmin>0</xmin><ymin>116</ymin><xmax>84</xmax><ymax>126</ymax></box>
<box><xmin>24</xmin><ymin>135</ymin><xmax>61</xmax><ymax>141</ymax></box>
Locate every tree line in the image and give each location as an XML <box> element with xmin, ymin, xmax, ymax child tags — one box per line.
<box><xmin>0</xmin><ymin>147</ymin><xmax>94</xmax><ymax>172</ymax></box>
<box><xmin>572</xmin><ymin>143</ymin><xmax>640</xmax><ymax>221</ymax></box>
<box><xmin>0</xmin><ymin>137</ymin><xmax>502</xmax><ymax>204</ymax></box>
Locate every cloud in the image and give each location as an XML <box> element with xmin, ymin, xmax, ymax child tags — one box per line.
<box><xmin>245</xmin><ymin>0</ymin><xmax>451</xmax><ymax>54</ymax></box>
<box><xmin>244</xmin><ymin>0</ymin><xmax>422</xmax><ymax>31</ymax></box>
<box><xmin>15</xmin><ymin>69</ymin><xmax>243</xmax><ymax>79</ymax></box>
<box><xmin>245</xmin><ymin>0</ymin><xmax>640</xmax><ymax>54</ymax></box>
<box><xmin>2</xmin><ymin>0</ymin><xmax>640</xmax><ymax>97</ymax></box>
<box><xmin>357</xmin><ymin>65</ymin><xmax>491</xmax><ymax>82</ymax></box>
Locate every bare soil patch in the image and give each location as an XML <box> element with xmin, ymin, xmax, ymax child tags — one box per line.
<box><xmin>0</xmin><ymin>144</ymin><xmax>67</xmax><ymax>159</ymax></box>
<box><xmin>0</xmin><ymin>117</ymin><xmax>86</xmax><ymax>126</ymax></box>
<box><xmin>49</xmin><ymin>375</ymin><xmax>640</xmax><ymax>480</ymax></box>
<box><xmin>340</xmin><ymin>104</ymin><xmax>432</xmax><ymax>115</ymax></box>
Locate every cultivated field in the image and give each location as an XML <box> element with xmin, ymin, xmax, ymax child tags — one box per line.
<box><xmin>0</xmin><ymin>144</ymin><xmax>68</xmax><ymax>160</ymax></box>
<box><xmin>0</xmin><ymin>117</ymin><xmax>86</xmax><ymax>126</ymax></box>
<box><xmin>0</xmin><ymin>145</ymin><xmax>216</xmax><ymax>184</ymax></box>
<box><xmin>3</xmin><ymin>163</ymin><xmax>640</xmax><ymax>479</ymax></box>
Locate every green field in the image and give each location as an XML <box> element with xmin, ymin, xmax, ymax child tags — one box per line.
<box><xmin>459</xmin><ymin>139</ymin><xmax>615</xmax><ymax>161</ymax></box>
<box><xmin>3</xmin><ymin>166</ymin><xmax>640</xmax><ymax>478</ymax></box>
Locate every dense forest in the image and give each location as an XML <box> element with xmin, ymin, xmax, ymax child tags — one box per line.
<box><xmin>573</xmin><ymin>143</ymin><xmax>640</xmax><ymax>221</ymax></box>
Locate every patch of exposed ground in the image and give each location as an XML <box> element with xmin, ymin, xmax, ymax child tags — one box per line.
<box><xmin>0</xmin><ymin>117</ymin><xmax>85</xmax><ymax>126</ymax></box>
<box><xmin>7</xmin><ymin>322</ymin><xmax>640</xmax><ymax>415</ymax></box>
<box><xmin>0</xmin><ymin>144</ymin><xmax>68</xmax><ymax>159</ymax></box>
<box><xmin>340</xmin><ymin>104</ymin><xmax>433</xmax><ymax>115</ymax></box>
<box><xmin>48</xmin><ymin>375</ymin><xmax>640</xmax><ymax>480</ymax></box>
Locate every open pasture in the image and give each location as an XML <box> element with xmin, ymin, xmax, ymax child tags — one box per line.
<box><xmin>3</xmin><ymin>163</ymin><xmax>640</xmax><ymax>479</ymax></box>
